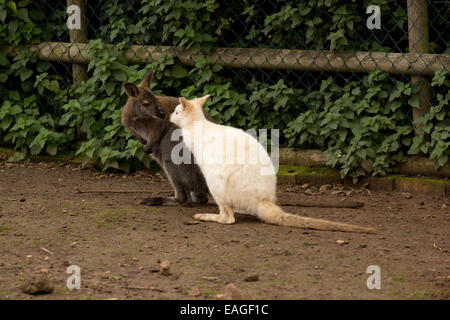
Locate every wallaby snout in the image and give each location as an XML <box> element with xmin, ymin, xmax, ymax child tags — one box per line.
<box><xmin>156</xmin><ymin>105</ymin><xmax>165</xmax><ymax>119</ymax></box>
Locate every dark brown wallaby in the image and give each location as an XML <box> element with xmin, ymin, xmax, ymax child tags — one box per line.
<box><xmin>122</xmin><ymin>70</ymin><xmax>209</xmax><ymax>206</ymax></box>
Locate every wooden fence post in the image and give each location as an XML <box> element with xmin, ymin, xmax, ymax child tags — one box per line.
<box><xmin>407</xmin><ymin>0</ymin><xmax>432</xmax><ymax>134</ymax></box>
<box><xmin>67</xmin><ymin>0</ymin><xmax>88</xmax><ymax>88</ymax></box>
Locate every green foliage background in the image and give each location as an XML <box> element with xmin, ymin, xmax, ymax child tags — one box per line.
<box><xmin>0</xmin><ymin>0</ymin><xmax>448</xmax><ymax>178</ymax></box>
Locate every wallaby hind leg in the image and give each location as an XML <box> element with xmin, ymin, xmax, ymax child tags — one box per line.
<box><xmin>140</xmin><ymin>178</ymin><xmax>189</xmax><ymax>206</ymax></box>
<box><xmin>190</xmin><ymin>191</ymin><xmax>209</xmax><ymax>204</ymax></box>
<box><xmin>139</xmin><ymin>196</ymin><xmax>179</xmax><ymax>206</ymax></box>
<box><xmin>193</xmin><ymin>203</ymin><xmax>235</xmax><ymax>224</ymax></box>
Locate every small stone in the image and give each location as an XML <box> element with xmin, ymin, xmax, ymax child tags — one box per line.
<box><xmin>345</xmin><ymin>190</ymin><xmax>353</xmax><ymax>197</ymax></box>
<box><xmin>301</xmin><ymin>184</ymin><xmax>310</xmax><ymax>190</ymax></box>
<box><xmin>244</xmin><ymin>274</ymin><xmax>259</xmax><ymax>282</ymax></box>
<box><xmin>41</xmin><ymin>268</ymin><xmax>48</xmax><ymax>274</ymax></box>
<box><xmin>223</xmin><ymin>283</ymin><xmax>244</xmax><ymax>300</ymax></box>
<box><xmin>21</xmin><ymin>278</ymin><xmax>54</xmax><ymax>295</ymax></box>
<box><xmin>319</xmin><ymin>185</ymin><xmax>331</xmax><ymax>193</ymax></box>
<box><xmin>188</xmin><ymin>287</ymin><xmax>201</xmax><ymax>297</ymax></box>
<box><xmin>304</xmin><ymin>190</ymin><xmax>315</xmax><ymax>195</ymax></box>
<box><xmin>159</xmin><ymin>260</ymin><xmax>171</xmax><ymax>276</ymax></box>
<box><xmin>401</xmin><ymin>192</ymin><xmax>412</xmax><ymax>199</ymax></box>
<box><xmin>44</xmin><ymin>256</ymin><xmax>49</xmax><ymax>261</ymax></box>
<box><xmin>442</xmin><ymin>204</ymin><xmax>448</xmax><ymax>209</ymax></box>
<box><xmin>215</xmin><ymin>294</ymin><xmax>224</xmax><ymax>299</ymax></box>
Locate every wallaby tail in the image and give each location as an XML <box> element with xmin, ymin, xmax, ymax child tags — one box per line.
<box><xmin>256</xmin><ymin>201</ymin><xmax>376</xmax><ymax>233</ymax></box>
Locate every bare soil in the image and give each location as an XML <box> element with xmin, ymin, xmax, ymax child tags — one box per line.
<box><xmin>0</xmin><ymin>160</ymin><xmax>449</xmax><ymax>300</ymax></box>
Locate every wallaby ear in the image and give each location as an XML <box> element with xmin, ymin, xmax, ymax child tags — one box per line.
<box><xmin>178</xmin><ymin>97</ymin><xmax>189</xmax><ymax>111</ymax></box>
<box><xmin>196</xmin><ymin>94</ymin><xmax>211</xmax><ymax>107</ymax></box>
<box><xmin>139</xmin><ymin>70</ymin><xmax>153</xmax><ymax>88</ymax></box>
<box><xmin>124</xmin><ymin>83</ymin><xmax>139</xmax><ymax>97</ymax></box>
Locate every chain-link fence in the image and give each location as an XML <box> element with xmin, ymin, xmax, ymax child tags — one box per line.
<box><xmin>7</xmin><ymin>1</ymin><xmax>448</xmax><ymax>116</ymax></box>
<box><xmin>0</xmin><ymin>0</ymin><xmax>449</xmax><ymax>176</ymax></box>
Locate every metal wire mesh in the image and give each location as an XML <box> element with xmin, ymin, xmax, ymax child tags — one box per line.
<box><xmin>26</xmin><ymin>1</ymin><xmax>447</xmax><ymax>96</ymax></box>
<box><xmin>2</xmin><ymin>0</ymin><xmax>449</xmax><ymax>139</ymax></box>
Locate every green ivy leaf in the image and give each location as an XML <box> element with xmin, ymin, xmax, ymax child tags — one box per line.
<box><xmin>8</xmin><ymin>152</ymin><xmax>26</xmax><ymax>162</ymax></box>
<box><xmin>46</xmin><ymin>143</ymin><xmax>57</xmax><ymax>156</ymax></box>
<box><xmin>0</xmin><ymin>8</ymin><xmax>7</xmax><ymax>23</ymax></box>
<box><xmin>171</xmin><ymin>64</ymin><xmax>188</xmax><ymax>78</ymax></box>
<box><xmin>18</xmin><ymin>68</ymin><xmax>33</xmax><ymax>81</ymax></box>
<box><xmin>30</xmin><ymin>139</ymin><xmax>45</xmax><ymax>155</ymax></box>
<box><xmin>113</xmin><ymin>70</ymin><xmax>127</xmax><ymax>82</ymax></box>
<box><xmin>408</xmin><ymin>96</ymin><xmax>420</xmax><ymax>108</ymax></box>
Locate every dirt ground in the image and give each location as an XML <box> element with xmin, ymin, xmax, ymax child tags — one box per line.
<box><xmin>0</xmin><ymin>160</ymin><xmax>449</xmax><ymax>300</ymax></box>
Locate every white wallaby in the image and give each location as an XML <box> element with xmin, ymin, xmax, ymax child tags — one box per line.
<box><xmin>170</xmin><ymin>95</ymin><xmax>375</xmax><ymax>233</ymax></box>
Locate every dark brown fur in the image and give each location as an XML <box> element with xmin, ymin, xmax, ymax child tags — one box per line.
<box><xmin>122</xmin><ymin>70</ymin><xmax>209</xmax><ymax>206</ymax></box>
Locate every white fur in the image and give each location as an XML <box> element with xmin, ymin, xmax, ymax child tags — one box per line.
<box><xmin>170</xmin><ymin>97</ymin><xmax>277</xmax><ymax>217</ymax></box>
<box><xmin>169</xmin><ymin>96</ymin><xmax>376</xmax><ymax>233</ymax></box>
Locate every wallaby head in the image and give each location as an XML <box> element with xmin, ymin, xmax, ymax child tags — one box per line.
<box><xmin>170</xmin><ymin>95</ymin><xmax>211</xmax><ymax>128</ymax></box>
<box><xmin>122</xmin><ymin>70</ymin><xmax>166</xmax><ymax>125</ymax></box>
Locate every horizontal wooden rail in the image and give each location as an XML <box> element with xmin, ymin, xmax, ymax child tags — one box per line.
<box><xmin>3</xmin><ymin>42</ymin><xmax>449</xmax><ymax>75</ymax></box>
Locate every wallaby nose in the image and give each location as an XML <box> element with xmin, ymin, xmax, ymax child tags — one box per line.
<box><xmin>157</xmin><ymin>108</ymin><xmax>165</xmax><ymax>119</ymax></box>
